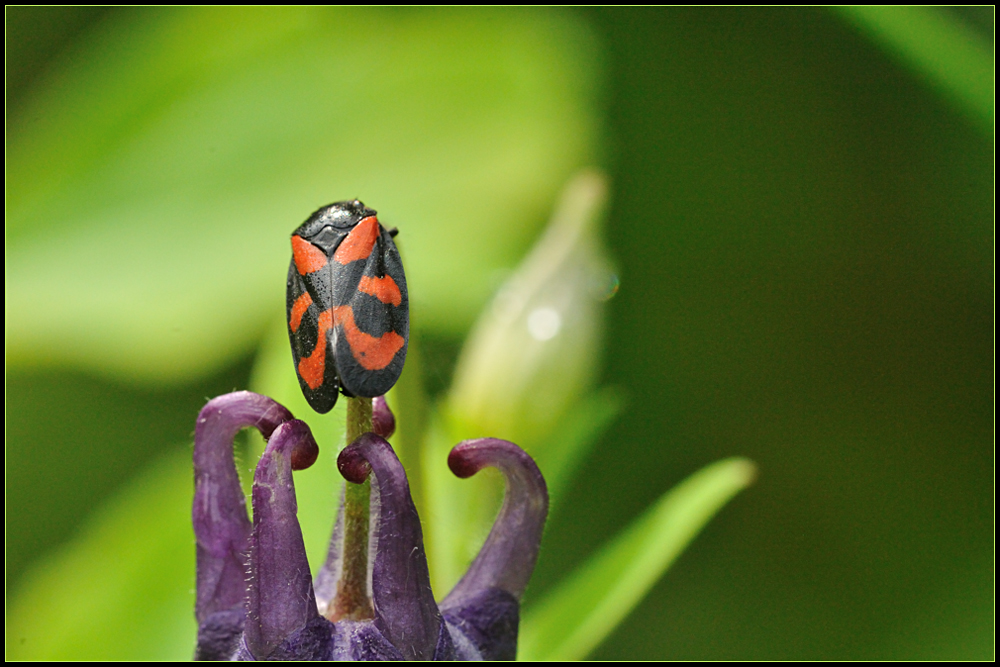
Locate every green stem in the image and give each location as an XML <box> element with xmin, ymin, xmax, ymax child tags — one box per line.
<box><xmin>328</xmin><ymin>396</ymin><xmax>374</xmax><ymax>621</ymax></box>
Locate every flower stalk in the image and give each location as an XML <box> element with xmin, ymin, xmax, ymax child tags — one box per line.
<box><xmin>328</xmin><ymin>396</ymin><xmax>374</xmax><ymax>622</ymax></box>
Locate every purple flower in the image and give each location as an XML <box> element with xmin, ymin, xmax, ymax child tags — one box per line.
<box><xmin>193</xmin><ymin>391</ymin><xmax>548</xmax><ymax>660</ymax></box>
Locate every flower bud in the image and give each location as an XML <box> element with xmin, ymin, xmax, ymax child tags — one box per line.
<box><xmin>448</xmin><ymin>170</ymin><xmax>617</xmax><ymax>448</ymax></box>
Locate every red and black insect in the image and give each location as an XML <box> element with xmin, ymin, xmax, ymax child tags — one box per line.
<box><xmin>286</xmin><ymin>200</ymin><xmax>408</xmax><ymax>413</ymax></box>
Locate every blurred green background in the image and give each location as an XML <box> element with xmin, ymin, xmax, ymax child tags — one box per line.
<box><xmin>6</xmin><ymin>7</ymin><xmax>993</xmax><ymax>660</ymax></box>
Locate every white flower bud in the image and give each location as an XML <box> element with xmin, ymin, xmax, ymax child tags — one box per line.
<box><xmin>448</xmin><ymin>170</ymin><xmax>617</xmax><ymax>449</ymax></box>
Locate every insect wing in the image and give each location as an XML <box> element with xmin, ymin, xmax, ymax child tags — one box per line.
<box><xmin>286</xmin><ymin>243</ymin><xmax>341</xmax><ymax>414</ymax></box>
<box><xmin>329</xmin><ymin>221</ymin><xmax>409</xmax><ymax>398</ymax></box>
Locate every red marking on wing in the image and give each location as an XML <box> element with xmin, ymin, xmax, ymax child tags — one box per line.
<box><xmin>357</xmin><ymin>275</ymin><xmax>402</xmax><ymax>307</ymax></box>
<box><xmin>298</xmin><ymin>309</ymin><xmax>333</xmax><ymax>390</ymax></box>
<box><xmin>289</xmin><ymin>292</ymin><xmax>313</xmax><ymax>332</ymax></box>
<box><xmin>333</xmin><ymin>306</ymin><xmax>405</xmax><ymax>371</ymax></box>
<box><xmin>292</xmin><ymin>235</ymin><xmax>328</xmax><ymax>274</ymax></box>
<box><xmin>333</xmin><ymin>216</ymin><xmax>379</xmax><ymax>265</ymax></box>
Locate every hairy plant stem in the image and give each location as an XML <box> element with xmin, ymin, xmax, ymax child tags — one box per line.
<box><xmin>329</xmin><ymin>396</ymin><xmax>375</xmax><ymax>621</ymax></box>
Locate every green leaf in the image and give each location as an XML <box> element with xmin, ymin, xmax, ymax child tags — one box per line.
<box><xmin>832</xmin><ymin>6</ymin><xmax>994</xmax><ymax>135</ymax></box>
<box><xmin>518</xmin><ymin>457</ymin><xmax>757</xmax><ymax>661</ymax></box>
<box><xmin>6</xmin><ymin>7</ymin><xmax>601</xmax><ymax>384</ymax></box>
<box><xmin>5</xmin><ymin>447</ymin><xmax>196</xmax><ymax>660</ymax></box>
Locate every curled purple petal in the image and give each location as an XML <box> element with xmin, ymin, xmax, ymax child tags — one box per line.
<box><xmin>338</xmin><ymin>433</ymin><xmax>445</xmax><ymax>660</ymax></box>
<box><xmin>440</xmin><ymin>438</ymin><xmax>549</xmax><ymax>660</ymax></box>
<box><xmin>445</xmin><ymin>438</ymin><xmax>548</xmax><ymax>600</ymax></box>
<box><xmin>372</xmin><ymin>395</ymin><xmax>396</xmax><ymax>439</ymax></box>
<box><xmin>290</xmin><ymin>434</ymin><xmax>320</xmax><ymax>470</ymax></box>
<box><xmin>193</xmin><ymin>391</ymin><xmax>298</xmax><ymax>657</ymax></box>
<box><xmin>245</xmin><ymin>419</ymin><xmax>331</xmax><ymax>660</ymax></box>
